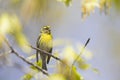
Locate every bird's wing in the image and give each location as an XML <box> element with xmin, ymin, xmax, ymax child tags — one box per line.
<box><xmin>36</xmin><ymin>35</ymin><xmax>41</xmax><ymax>62</ymax></box>
<box><xmin>47</xmin><ymin>42</ymin><xmax>52</xmax><ymax>64</ymax></box>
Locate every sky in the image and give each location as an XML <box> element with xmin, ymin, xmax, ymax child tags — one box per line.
<box><xmin>0</xmin><ymin>0</ymin><xmax>120</xmax><ymax>80</ymax></box>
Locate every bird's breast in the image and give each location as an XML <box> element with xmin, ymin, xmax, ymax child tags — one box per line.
<box><xmin>39</xmin><ymin>34</ymin><xmax>52</xmax><ymax>51</ymax></box>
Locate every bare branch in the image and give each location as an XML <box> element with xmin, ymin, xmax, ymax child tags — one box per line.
<box><xmin>2</xmin><ymin>36</ymin><xmax>14</xmax><ymax>52</ymax></box>
<box><xmin>69</xmin><ymin>38</ymin><xmax>90</xmax><ymax>76</ymax></box>
<box><xmin>72</xmin><ymin>38</ymin><xmax>90</xmax><ymax>66</ymax></box>
<box><xmin>29</xmin><ymin>45</ymin><xmax>63</xmax><ymax>63</ymax></box>
<box><xmin>3</xmin><ymin>37</ymin><xmax>49</xmax><ymax>76</ymax></box>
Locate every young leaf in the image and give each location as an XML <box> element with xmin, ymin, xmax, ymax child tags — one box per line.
<box><xmin>57</xmin><ymin>0</ymin><xmax>72</xmax><ymax>6</ymax></box>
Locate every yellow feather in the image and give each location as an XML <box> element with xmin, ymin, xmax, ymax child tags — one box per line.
<box><xmin>39</xmin><ymin>33</ymin><xmax>52</xmax><ymax>50</ymax></box>
<box><xmin>40</xmin><ymin>34</ymin><xmax>52</xmax><ymax>42</ymax></box>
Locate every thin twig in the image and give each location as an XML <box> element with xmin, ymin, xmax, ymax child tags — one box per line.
<box><xmin>29</xmin><ymin>45</ymin><xmax>63</xmax><ymax>63</ymax></box>
<box><xmin>3</xmin><ymin>37</ymin><xmax>49</xmax><ymax>76</ymax></box>
<box><xmin>13</xmin><ymin>51</ymin><xmax>49</xmax><ymax>75</ymax></box>
<box><xmin>69</xmin><ymin>38</ymin><xmax>90</xmax><ymax>76</ymax></box>
<box><xmin>72</xmin><ymin>38</ymin><xmax>90</xmax><ymax>66</ymax></box>
<box><xmin>29</xmin><ymin>45</ymin><xmax>70</xmax><ymax>68</ymax></box>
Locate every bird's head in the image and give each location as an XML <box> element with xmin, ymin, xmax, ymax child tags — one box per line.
<box><xmin>40</xmin><ymin>26</ymin><xmax>51</xmax><ymax>34</ymax></box>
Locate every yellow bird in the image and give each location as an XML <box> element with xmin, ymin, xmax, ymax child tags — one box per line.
<box><xmin>36</xmin><ymin>26</ymin><xmax>53</xmax><ymax>70</ymax></box>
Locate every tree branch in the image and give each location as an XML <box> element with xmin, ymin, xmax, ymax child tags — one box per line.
<box><xmin>72</xmin><ymin>38</ymin><xmax>90</xmax><ymax>66</ymax></box>
<box><xmin>3</xmin><ymin>37</ymin><xmax>49</xmax><ymax>76</ymax></box>
<box><xmin>28</xmin><ymin>45</ymin><xmax>64</xmax><ymax>63</ymax></box>
<box><xmin>69</xmin><ymin>38</ymin><xmax>90</xmax><ymax>76</ymax></box>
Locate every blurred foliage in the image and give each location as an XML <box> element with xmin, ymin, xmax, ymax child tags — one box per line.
<box><xmin>61</xmin><ymin>45</ymin><xmax>91</xmax><ymax>70</ymax></box>
<box><xmin>11</xmin><ymin>0</ymin><xmax>22</xmax><ymax>5</ymax></box>
<box><xmin>1</xmin><ymin>0</ymin><xmax>117</xmax><ymax>80</ymax></box>
<box><xmin>92</xmin><ymin>68</ymin><xmax>100</xmax><ymax>74</ymax></box>
<box><xmin>0</xmin><ymin>52</ymin><xmax>13</xmax><ymax>67</ymax></box>
<box><xmin>23</xmin><ymin>73</ymin><xmax>33</xmax><ymax>80</ymax></box>
<box><xmin>81</xmin><ymin>0</ymin><xmax>112</xmax><ymax>20</ymax></box>
<box><xmin>0</xmin><ymin>13</ymin><xmax>31</xmax><ymax>53</ymax></box>
<box><xmin>22</xmin><ymin>60</ymin><xmax>42</xmax><ymax>80</ymax></box>
<box><xmin>56</xmin><ymin>0</ymin><xmax>72</xmax><ymax>6</ymax></box>
<box><xmin>30</xmin><ymin>60</ymin><xmax>42</xmax><ymax>70</ymax></box>
<box><xmin>99</xmin><ymin>0</ymin><xmax>111</xmax><ymax>14</ymax></box>
<box><xmin>81</xmin><ymin>0</ymin><xmax>99</xmax><ymax>20</ymax></box>
<box><xmin>71</xmin><ymin>66</ymin><xmax>84</xmax><ymax>80</ymax></box>
<box><xmin>21</xmin><ymin>0</ymin><xmax>48</xmax><ymax>20</ymax></box>
<box><xmin>22</xmin><ymin>44</ymin><xmax>92</xmax><ymax>80</ymax></box>
<box><xmin>49</xmin><ymin>74</ymin><xmax>66</xmax><ymax>80</ymax></box>
<box><xmin>112</xmin><ymin>0</ymin><xmax>120</xmax><ymax>11</ymax></box>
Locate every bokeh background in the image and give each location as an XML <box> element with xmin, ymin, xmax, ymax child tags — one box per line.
<box><xmin>0</xmin><ymin>0</ymin><xmax>120</xmax><ymax>80</ymax></box>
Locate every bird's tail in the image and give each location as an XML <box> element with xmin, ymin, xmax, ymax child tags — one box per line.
<box><xmin>47</xmin><ymin>56</ymin><xmax>51</xmax><ymax>64</ymax></box>
<box><xmin>42</xmin><ymin>60</ymin><xmax>47</xmax><ymax>71</ymax></box>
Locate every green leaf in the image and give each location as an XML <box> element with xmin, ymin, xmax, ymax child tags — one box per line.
<box><xmin>74</xmin><ymin>54</ymin><xmax>90</xmax><ymax>70</ymax></box>
<box><xmin>49</xmin><ymin>74</ymin><xmax>66</xmax><ymax>80</ymax></box>
<box><xmin>57</xmin><ymin>0</ymin><xmax>72</xmax><ymax>6</ymax></box>
<box><xmin>77</xmin><ymin>57</ymin><xmax>90</xmax><ymax>70</ymax></box>
<box><xmin>26</xmin><ymin>54</ymin><xmax>36</xmax><ymax>61</ymax></box>
<box><xmin>22</xmin><ymin>73</ymin><xmax>33</xmax><ymax>80</ymax></box>
<box><xmin>92</xmin><ymin>68</ymin><xmax>100</xmax><ymax>74</ymax></box>
<box><xmin>22</xmin><ymin>61</ymin><xmax>42</xmax><ymax>80</ymax></box>
<box><xmin>71</xmin><ymin>66</ymin><xmax>84</xmax><ymax>80</ymax></box>
<box><xmin>30</xmin><ymin>60</ymin><xmax>42</xmax><ymax>71</ymax></box>
<box><xmin>100</xmin><ymin>0</ymin><xmax>111</xmax><ymax>14</ymax></box>
<box><xmin>78</xmin><ymin>63</ymin><xmax>90</xmax><ymax>70</ymax></box>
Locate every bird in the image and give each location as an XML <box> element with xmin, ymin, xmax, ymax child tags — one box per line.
<box><xmin>36</xmin><ymin>26</ymin><xmax>53</xmax><ymax>71</ymax></box>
